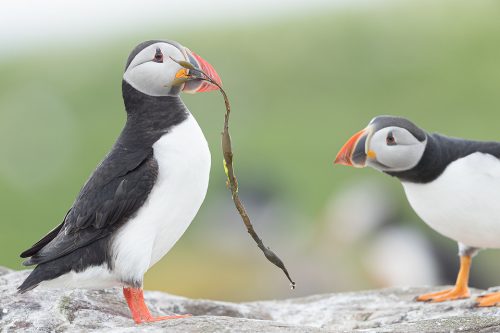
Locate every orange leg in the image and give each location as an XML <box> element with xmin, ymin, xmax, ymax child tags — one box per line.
<box><xmin>476</xmin><ymin>292</ymin><xmax>500</xmax><ymax>307</ymax></box>
<box><xmin>416</xmin><ymin>255</ymin><xmax>471</xmax><ymax>302</ymax></box>
<box><xmin>123</xmin><ymin>287</ymin><xmax>191</xmax><ymax>324</ymax></box>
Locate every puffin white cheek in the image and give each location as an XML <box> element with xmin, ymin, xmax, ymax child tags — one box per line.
<box><xmin>124</xmin><ymin>63</ymin><xmax>181</xmax><ymax>97</ymax></box>
<box><xmin>379</xmin><ymin>149</ymin><xmax>406</xmax><ymax>169</ymax></box>
<box><xmin>377</xmin><ymin>146</ymin><xmax>421</xmax><ymax>171</ymax></box>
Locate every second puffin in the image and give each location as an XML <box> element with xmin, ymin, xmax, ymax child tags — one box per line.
<box><xmin>335</xmin><ymin>116</ymin><xmax>500</xmax><ymax>307</ymax></box>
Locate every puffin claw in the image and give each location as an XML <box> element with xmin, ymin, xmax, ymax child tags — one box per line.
<box><xmin>142</xmin><ymin>314</ymin><xmax>192</xmax><ymax>323</ymax></box>
<box><xmin>123</xmin><ymin>287</ymin><xmax>191</xmax><ymax>324</ymax></box>
<box><xmin>416</xmin><ymin>288</ymin><xmax>470</xmax><ymax>303</ymax></box>
<box><xmin>475</xmin><ymin>292</ymin><xmax>500</xmax><ymax>307</ymax></box>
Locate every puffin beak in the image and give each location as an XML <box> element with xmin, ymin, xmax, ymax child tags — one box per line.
<box><xmin>181</xmin><ymin>48</ymin><xmax>222</xmax><ymax>94</ymax></box>
<box><xmin>334</xmin><ymin>128</ymin><xmax>370</xmax><ymax>167</ymax></box>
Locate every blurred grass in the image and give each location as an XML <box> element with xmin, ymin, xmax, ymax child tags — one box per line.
<box><xmin>1</xmin><ymin>0</ymin><xmax>500</xmax><ymax>300</ymax></box>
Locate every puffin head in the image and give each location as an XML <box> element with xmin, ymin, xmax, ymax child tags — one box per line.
<box><xmin>123</xmin><ymin>40</ymin><xmax>222</xmax><ymax>97</ymax></box>
<box><xmin>334</xmin><ymin>116</ymin><xmax>428</xmax><ymax>172</ymax></box>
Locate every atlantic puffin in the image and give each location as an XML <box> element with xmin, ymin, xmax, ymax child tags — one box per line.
<box><xmin>335</xmin><ymin>116</ymin><xmax>500</xmax><ymax>307</ymax></box>
<box><xmin>18</xmin><ymin>40</ymin><xmax>222</xmax><ymax>323</ymax></box>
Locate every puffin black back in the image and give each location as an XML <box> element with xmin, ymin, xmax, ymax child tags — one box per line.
<box><xmin>387</xmin><ymin>133</ymin><xmax>500</xmax><ymax>183</ymax></box>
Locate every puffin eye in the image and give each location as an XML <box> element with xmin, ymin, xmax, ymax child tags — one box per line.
<box><xmin>386</xmin><ymin>131</ymin><xmax>396</xmax><ymax>146</ymax></box>
<box><xmin>153</xmin><ymin>48</ymin><xmax>163</xmax><ymax>63</ymax></box>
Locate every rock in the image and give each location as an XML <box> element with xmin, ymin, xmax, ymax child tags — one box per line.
<box><xmin>2</xmin><ymin>267</ymin><xmax>500</xmax><ymax>332</ymax></box>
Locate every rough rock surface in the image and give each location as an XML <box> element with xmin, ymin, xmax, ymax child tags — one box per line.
<box><xmin>2</xmin><ymin>267</ymin><xmax>500</xmax><ymax>332</ymax></box>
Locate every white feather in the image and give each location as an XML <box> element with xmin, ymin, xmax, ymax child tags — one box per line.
<box><xmin>39</xmin><ymin>265</ymin><xmax>117</xmax><ymax>289</ymax></box>
<box><xmin>112</xmin><ymin>114</ymin><xmax>211</xmax><ymax>283</ymax></box>
<box><xmin>402</xmin><ymin>152</ymin><xmax>500</xmax><ymax>249</ymax></box>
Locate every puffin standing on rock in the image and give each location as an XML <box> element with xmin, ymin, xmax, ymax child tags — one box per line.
<box><xmin>335</xmin><ymin>116</ymin><xmax>500</xmax><ymax>307</ymax></box>
<box><xmin>18</xmin><ymin>40</ymin><xmax>222</xmax><ymax>323</ymax></box>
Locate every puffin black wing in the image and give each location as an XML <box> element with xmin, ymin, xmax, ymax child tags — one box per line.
<box><xmin>20</xmin><ymin>148</ymin><xmax>158</xmax><ymax>266</ymax></box>
<box><xmin>19</xmin><ymin>218</ymin><xmax>66</xmax><ymax>258</ymax></box>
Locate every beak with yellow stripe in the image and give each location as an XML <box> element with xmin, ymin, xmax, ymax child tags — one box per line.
<box><xmin>180</xmin><ymin>48</ymin><xmax>222</xmax><ymax>93</ymax></box>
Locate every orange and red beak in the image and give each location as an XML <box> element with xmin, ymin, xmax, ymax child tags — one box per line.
<box><xmin>181</xmin><ymin>48</ymin><xmax>222</xmax><ymax>93</ymax></box>
<box><xmin>334</xmin><ymin>127</ymin><xmax>371</xmax><ymax>167</ymax></box>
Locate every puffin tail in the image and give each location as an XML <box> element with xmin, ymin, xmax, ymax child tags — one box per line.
<box><xmin>17</xmin><ymin>268</ymin><xmax>42</xmax><ymax>294</ymax></box>
<box><xmin>18</xmin><ymin>263</ymin><xmax>65</xmax><ymax>294</ymax></box>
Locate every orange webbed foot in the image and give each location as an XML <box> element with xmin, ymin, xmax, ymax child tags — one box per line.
<box><xmin>123</xmin><ymin>287</ymin><xmax>191</xmax><ymax>324</ymax></box>
<box><xmin>475</xmin><ymin>292</ymin><xmax>500</xmax><ymax>307</ymax></box>
<box><xmin>416</xmin><ymin>255</ymin><xmax>472</xmax><ymax>303</ymax></box>
<box><xmin>416</xmin><ymin>287</ymin><xmax>470</xmax><ymax>302</ymax></box>
<box><xmin>142</xmin><ymin>314</ymin><xmax>192</xmax><ymax>323</ymax></box>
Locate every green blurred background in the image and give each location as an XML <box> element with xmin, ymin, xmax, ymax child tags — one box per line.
<box><xmin>1</xmin><ymin>0</ymin><xmax>500</xmax><ymax>301</ymax></box>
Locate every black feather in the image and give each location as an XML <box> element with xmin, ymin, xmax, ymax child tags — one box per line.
<box><xmin>20</xmin><ymin>219</ymin><xmax>65</xmax><ymax>258</ymax></box>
